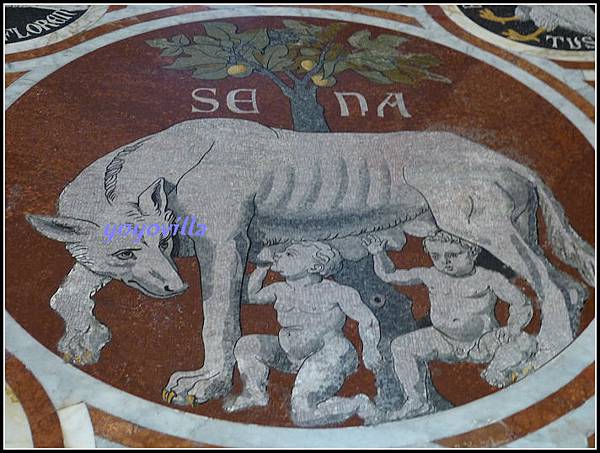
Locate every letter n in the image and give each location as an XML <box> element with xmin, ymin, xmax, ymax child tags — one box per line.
<box><xmin>334</xmin><ymin>92</ymin><xmax>368</xmax><ymax>117</ymax></box>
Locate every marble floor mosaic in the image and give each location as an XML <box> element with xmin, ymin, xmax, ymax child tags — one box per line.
<box><xmin>4</xmin><ymin>4</ymin><xmax>596</xmax><ymax>448</ymax></box>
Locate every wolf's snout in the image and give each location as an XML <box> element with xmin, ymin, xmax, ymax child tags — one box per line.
<box><xmin>164</xmin><ymin>282</ymin><xmax>188</xmax><ymax>294</ymax></box>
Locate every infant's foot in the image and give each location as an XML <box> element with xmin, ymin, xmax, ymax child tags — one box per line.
<box><xmin>223</xmin><ymin>391</ymin><xmax>269</xmax><ymax>412</ymax></box>
<box><xmin>355</xmin><ymin>395</ymin><xmax>387</xmax><ymax>426</ymax></box>
<box><xmin>388</xmin><ymin>397</ymin><xmax>432</xmax><ymax>421</ymax></box>
<box><xmin>481</xmin><ymin>366</ymin><xmax>510</xmax><ymax>388</ymax></box>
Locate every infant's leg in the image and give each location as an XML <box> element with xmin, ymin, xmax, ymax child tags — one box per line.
<box><xmin>224</xmin><ymin>334</ymin><xmax>292</xmax><ymax>412</ymax></box>
<box><xmin>389</xmin><ymin>327</ymin><xmax>454</xmax><ymax>419</ymax></box>
<box><xmin>482</xmin><ymin>333</ymin><xmax>538</xmax><ymax>388</ymax></box>
<box><xmin>290</xmin><ymin>336</ymin><xmax>377</xmax><ymax>427</ymax></box>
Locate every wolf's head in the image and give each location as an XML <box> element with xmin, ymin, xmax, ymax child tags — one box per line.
<box><xmin>27</xmin><ymin>178</ymin><xmax>188</xmax><ymax>299</ymax></box>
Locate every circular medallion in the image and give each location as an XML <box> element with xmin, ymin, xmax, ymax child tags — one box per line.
<box><xmin>442</xmin><ymin>5</ymin><xmax>595</xmax><ymax>61</ymax></box>
<box><xmin>4</xmin><ymin>5</ymin><xmax>107</xmax><ymax>54</ymax></box>
<box><xmin>5</xmin><ymin>6</ymin><xmax>595</xmax><ymax>447</ymax></box>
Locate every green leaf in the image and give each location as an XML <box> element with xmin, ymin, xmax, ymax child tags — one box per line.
<box><xmin>165</xmin><ymin>50</ymin><xmax>228</xmax><ymax>69</ymax></box>
<box><xmin>160</xmin><ymin>47</ymin><xmax>183</xmax><ymax>57</ymax></box>
<box><xmin>348</xmin><ymin>30</ymin><xmax>406</xmax><ymax>52</ymax></box>
<box><xmin>282</xmin><ymin>19</ymin><xmax>323</xmax><ymax>35</ymax></box>
<box><xmin>184</xmin><ymin>43</ymin><xmax>230</xmax><ymax>59</ymax></box>
<box><xmin>192</xmin><ymin>35</ymin><xmax>221</xmax><ymax>46</ymax></box>
<box><xmin>319</xmin><ymin>22</ymin><xmax>347</xmax><ymax>41</ymax></box>
<box><xmin>146</xmin><ymin>38</ymin><xmax>172</xmax><ymax>49</ymax></box>
<box><xmin>263</xmin><ymin>45</ymin><xmax>292</xmax><ymax>71</ymax></box>
<box><xmin>383</xmin><ymin>68</ymin><xmax>417</xmax><ymax>84</ymax></box>
<box><xmin>203</xmin><ymin>22</ymin><xmax>238</xmax><ymax>41</ymax></box>
<box><xmin>271</xmin><ymin>58</ymin><xmax>294</xmax><ymax>71</ymax></box>
<box><xmin>333</xmin><ymin>60</ymin><xmax>350</xmax><ymax>74</ymax></box>
<box><xmin>401</xmin><ymin>53</ymin><xmax>441</xmax><ymax>67</ymax></box>
<box><xmin>300</xmin><ymin>47</ymin><xmax>321</xmax><ymax>56</ymax></box>
<box><xmin>322</xmin><ymin>60</ymin><xmax>338</xmax><ymax>79</ymax></box>
<box><xmin>372</xmin><ymin>33</ymin><xmax>407</xmax><ymax>48</ymax></box>
<box><xmin>192</xmin><ymin>64</ymin><xmax>229</xmax><ymax>80</ymax></box>
<box><xmin>355</xmin><ymin>69</ymin><xmax>393</xmax><ymax>84</ymax></box>
<box><xmin>425</xmin><ymin>72</ymin><xmax>452</xmax><ymax>84</ymax></box>
<box><xmin>237</xmin><ymin>28</ymin><xmax>270</xmax><ymax>51</ymax></box>
<box><xmin>347</xmin><ymin>51</ymin><xmax>398</xmax><ymax>70</ymax></box>
<box><xmin>172</xmin><ymin>34</ymin><xmax>190</xmax><ymax>46</ymax></box>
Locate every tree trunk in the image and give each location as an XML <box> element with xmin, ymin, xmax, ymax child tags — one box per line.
<box><xmin>336</xmin><ymin>258</ymin><xmax>452</xmax><ymax>413</ymax></box>
<box><xmin>286</xmin><ymin>82</ymin><xmax>330</xmax><ymax>133</ymax></box>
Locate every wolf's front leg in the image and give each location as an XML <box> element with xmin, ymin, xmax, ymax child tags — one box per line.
<box><xmin>51</xmin><ymin>263</ymin><xmax>111</xmax><ymax>365</ymax></box>
<box><xmin>163</xmin><ymin>232</ymin><xmax>249</xmax><ymax>406</ymax></box>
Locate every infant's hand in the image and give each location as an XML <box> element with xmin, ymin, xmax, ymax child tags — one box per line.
<box><xmin>495</xmin><ymin>326</ymin><xmax>521</xmax><ymax>344</ymax></box>
<box><xmin>363</xmin><ymin>348</ymin><xmax>383</xmax><ymax>371</ymax></box>
<box><xmin>362</xmin><ymin>234</ymin><xmax>387</xmax><ymax>255</ymax></box>
<box><xmin>256</xmin><ymin>247</ymin><xmax>275</xmax><ymax>263</ymax></box>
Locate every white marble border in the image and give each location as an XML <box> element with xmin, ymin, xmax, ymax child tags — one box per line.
<box><xmin>504</xmin><ymin>397</ymin><xmax>596</xmax><ymax>448</ymax></box>
<box><xmin>5</xmin><ymin>6</ymin><xmax>597</xmax><ymax>447</ymax></box>
<box><xmin>5</xmin><ymin>5</ymin><xmax>108</xmax><ymax>55</ymax></box>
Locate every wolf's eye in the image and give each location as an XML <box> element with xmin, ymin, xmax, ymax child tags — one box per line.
<box><xmin>114</xmin><ymin>250</ymin><xmax>136</xmax><ymax>260</ymax></box>
<box><xmin>159</xmin><ymin>238</ymin><xmax>170</xmax><ymax>252</ymax></box>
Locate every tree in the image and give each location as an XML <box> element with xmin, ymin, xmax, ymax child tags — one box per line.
<box><xmin>147</xmin><ymin>20</ymin><xmax>451</xmax><ymax>132</ymax></box>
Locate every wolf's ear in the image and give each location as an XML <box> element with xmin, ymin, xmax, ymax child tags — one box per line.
<box><xmin>138</xmin><ymin>178</ymin><xmax>168</xmax><ymax>216</ymax></box>
<box><xmin>26</xmin><ymin>214</ymin><xmax>99</xmax><ymax>243</ymax></box>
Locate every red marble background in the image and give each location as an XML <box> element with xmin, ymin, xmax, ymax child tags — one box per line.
<box><xmin>5</xmin><ymin>17</ymin><xmax>595</xmax><ymax>427</ymax></box>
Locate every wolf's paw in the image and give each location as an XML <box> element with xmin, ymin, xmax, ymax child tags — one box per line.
<box><xmin>58</xmin><ymin>320</ymin><xmax>111</xmax><ymax>365</ymax></box>
<box><xmin>223</xmin><ymin>391</ymin><xmax>269</xmax><ymax>412</ymax></box>
<box><xmin>162</xmin><ymin>367</ymin><xmax>233</xmax><ymax>406</ymax></box>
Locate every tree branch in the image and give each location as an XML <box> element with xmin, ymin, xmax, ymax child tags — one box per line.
<box><xmin>231</xmin><ymin>46</ymin><xmax>294</xmax><ymax>96</ymax></box>
<box><xmin>255</xmin><ymin>66</ymin><xmax>294</xmax><ymax>96</ymax></box>
<box><xmin>302</xmin><ymin>42</ymin><xmax>332</xmax><ymax>83</ymax></box>
<box><xmin>285</xmin><ymin>70</ymin><xmax>301</xmax><ymax>84</ymax></box>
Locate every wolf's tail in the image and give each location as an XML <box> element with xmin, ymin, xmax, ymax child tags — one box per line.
<box><xmin>535</xmin><ymin>178</ymin><xmax>595</xmax><ymax>288</ymax></box>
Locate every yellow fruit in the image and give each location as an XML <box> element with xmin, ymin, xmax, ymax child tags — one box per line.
<box><xmin>301</xmin><ymin>59</ymin><xmax>316</xmax><ymax>71</ymax></box>
<box><xmin>227</xmin><ymin>64</ymin><xmax>247</xmax><ymax>75</ymax></box>
<box><xmin>311</xmin><ymin>74</ymin><xmax>329</xmax><ymax>87</ymax></box>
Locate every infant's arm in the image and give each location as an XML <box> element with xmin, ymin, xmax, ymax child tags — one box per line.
<box><xmin>487</xmin><ymin>269</ymin><xmax>533</xmax><ymax>331</ymax></box>
<box><xmin>338</xmin><ymin>287</ymin><xmax>381</xmax><ymax>368</ymax></box>
<box><xmin>247</xmin><ymin>265</ymin><xmax>278</xmax><ymax>305</ymax></box>
<box><xmin>373</xmin><ymin>251</ymin><xmax>428</xmax><ymax>285</ymax></box>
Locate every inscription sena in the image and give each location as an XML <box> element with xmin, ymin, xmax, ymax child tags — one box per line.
<box><xmin>191</xmin><ymin>87</ymin><xmax>412</xmax><ymax>118</ymax></box>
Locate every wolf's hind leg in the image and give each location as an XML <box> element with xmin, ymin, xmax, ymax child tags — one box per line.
<box><xmin>51</xmin><ymin>263</ymin><xmax>111</xmax><ymax>365</ymax></box>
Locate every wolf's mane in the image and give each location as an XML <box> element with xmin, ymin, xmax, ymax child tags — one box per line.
<box><xmin>104</xmin><ymin>139</ymin><xmax>149</xmax><ymax>204</ymax></box>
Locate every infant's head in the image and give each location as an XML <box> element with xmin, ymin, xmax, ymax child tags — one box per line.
<box><xmin>272</xmin><ymin>241</ymin><xmax>343</xmax><ymax>279</ymax></box>
<box><xmin>423</xmin><ymin>231</ymin><xmax>481</xmax><ymax>277</ymax></box>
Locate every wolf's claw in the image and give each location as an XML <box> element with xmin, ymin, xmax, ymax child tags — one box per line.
<box><xmin>163</xmin><ymin>368</ymin><xmax>233</xmax><ymax>407</ymax></box>
<box><xmin>58</xmin><ymin>319</ymin><xmax>111</xmax><ymax>366</ymax></box>
<box><xmin>162</xmin><ymin>389</ymin><xmax>176</xmax><ymax>404</ymax></box>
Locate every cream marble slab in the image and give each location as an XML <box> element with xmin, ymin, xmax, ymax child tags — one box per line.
<box><xmin>5</xmin><ymin>383</ymin><xmax>34</xmax><ymax>448</ymax></box>
<box><xmin>56</xmin><ymin>402</ymin><xmax>96</xmax><ymax>448</ymax></box>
